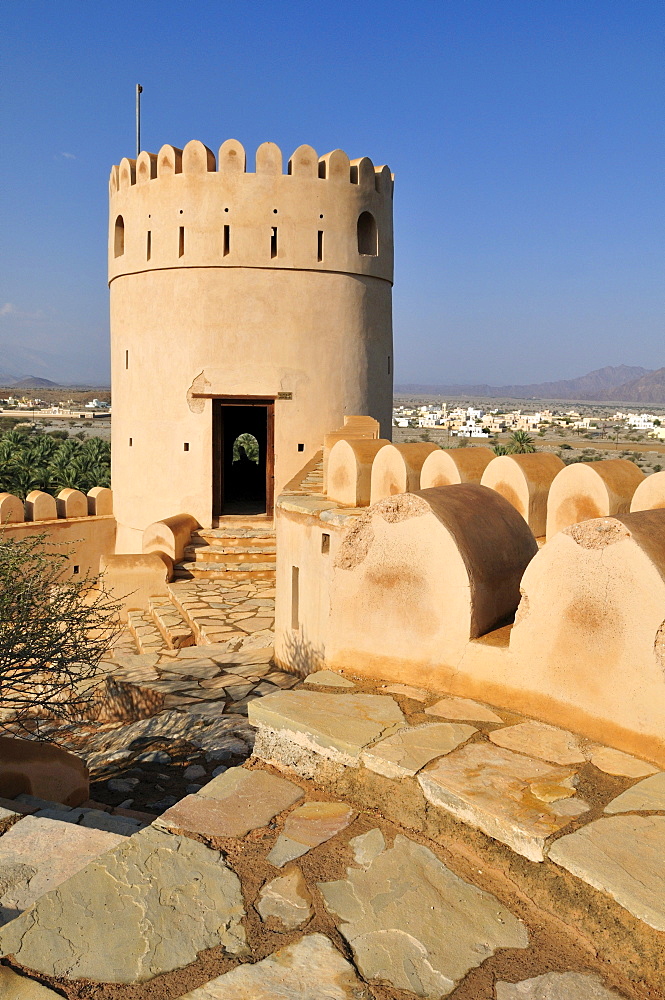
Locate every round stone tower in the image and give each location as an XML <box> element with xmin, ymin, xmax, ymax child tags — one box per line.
<box><xmin>108</xmin><ymin>139</ymin><xmax>394</xmax><ymax>552</ymax></box>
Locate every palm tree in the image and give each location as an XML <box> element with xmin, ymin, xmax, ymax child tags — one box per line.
<box><xmin>506</xmin><ymin>430</ymin><xmax>536</xmax><ymax>454</ymax></box>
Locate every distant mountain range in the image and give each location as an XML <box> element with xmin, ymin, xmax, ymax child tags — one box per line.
<box><xmin>396</xmin><ymin>365</ymin><xmax>665</xmax><ymax>404</ymax></box>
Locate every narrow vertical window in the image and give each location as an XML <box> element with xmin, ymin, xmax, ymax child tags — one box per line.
<box><xmin>223</xmin><ymin>224</ymin><xmax>230</xmax><ymax>256</ymax></box>
<box><xmin>146</xmin><ymin>230</ymin><xmax>151</xmax><ymax>260</ymax></box>
<box><xmin>129</xmin><ymin>437</ymin><xmax>133</xmax><ymax>447</ymax></box>
<box><xmin>179</xmin><ymin>226</ymin><xmax>185</xmax><ymax>257</ymax></box>
<box><xmin>291</xmin><ymin>566</ymin><xmax>300</xmax><ymax>630</ymax></box>
<box><xmin>317</xmin><ymin>230</ymin><xmax>324</xmax><ymax>262</ymax></box>
<box><xmin>321</xmin><ymin>533</ymin><xmax>330</xmax><ymax>554</ymax></box>
<box><xmin>357</xmin><ymin>211</ymin><xmax>378</xmax><ymax>256</ymax></box>
<box><xmin>125</xmin><ymin>349</ymin><xmax>129</xmax><ymax>370</ymax></box>
<box><xmin>114</xmin><ymin>215</ymin><xmax>124</xmax><ymax>257</ymax></box>
<box><xmin>271</xmin><ymin>226</ymin><xmax>278</xmax><ymax>259</ymax></box>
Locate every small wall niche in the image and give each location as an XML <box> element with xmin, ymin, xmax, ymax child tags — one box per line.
<box><xmin>321</xmin><ymin>533</ymin><xmax>330</xmax><ymax>555</ymax></box>
<box><xmin>291</xmin><ymin>566</ymin><xmax>300</xmax><ymax>630</ymax></box>
<box><xmin>183</xmin><ymin>442</ymin><xmax>190</xmax><ymax>451</ymax></box>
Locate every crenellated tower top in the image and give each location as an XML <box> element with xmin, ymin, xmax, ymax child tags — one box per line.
<box><xmin>109</xmin><ymin>139</ymin><xmax>394</xmax><ymax>285</ymax></box>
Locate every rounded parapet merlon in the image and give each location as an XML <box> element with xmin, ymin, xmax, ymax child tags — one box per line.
<box><xmin>136</xmin><ymin>151</ymin><xmax>158</xmax><ymax>183</ymax></box>
<box><xmin>256</xmin><ymin>141</ymin><xmax>282</xmax><ymax>174</ymax></box>
<box><xmin>118</xmin><ymin>157</ymin><xmax>136</xmax><ymax>189</ymax></box>
<box><xmin>0</xmin><ymin>493</ymin><xmax>25</xmax><ymax>524</ymax></box>
<box><xmin>288</xmin><ymin>144</ymin><xmax>318</xmax><ymax>177</ymax></box>
<box><xmin>546</xmin><ymin>458</ymin><xmax>644</xmax><ymax>541</ymax></box>
<box><xmin>157</xmin><ymin>144</ymin><xmax>183</xmax><ymax>176</ymax></box>
<box><xmin>631</xmin><ymin>469</ymin><xmax>665</xmax><ymax>513</ymax></box>
<box><xmin>182</xmin><ymin>139</ymin><xmax>216</xmax><ymax>173</ymax></box>
<box><xmin>218</xmin><ymin>138</ymin><xmax>246</xmax><ymax>173</ymax></box>
<box><xmin>108</xmin><ymin>138</ymin><xmax>394</xmax><ymax>284</ymax></box>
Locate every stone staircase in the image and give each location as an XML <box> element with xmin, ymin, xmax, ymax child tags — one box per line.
<box><xmin>127</xmin><ymin>597</ymin><xmax>195</xmax><ymax>655</ymax></box>
<box><xmin>174</xmin><ymin>519</ymin><xmax>276</xmax><ymax>582</ymax></box>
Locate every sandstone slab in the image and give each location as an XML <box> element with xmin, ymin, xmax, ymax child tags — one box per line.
<box><xmin>349</xmin><ymin>828</ymin><xmax>385</xmax><ymax>867</ymax></box>
<box><xmin>178</xmin><ymin>933</ymin><xmax>372</xmax><ymax>999</ymax></box>
<box><xmin>256</xmin><ymin>867</ymin><xmax>312</xmax><ymax>928</ymax></box>
<box><xmin>319</xmin><ymin>834</ymin><xmax>528</xmax><ymax>998</ymax></box>
<box><xmin>249</xmin><ymin>691</ymin><xmax>405</xmax><ymax>766</ymax></box>
<box><xmin>549</xmin><ymin>815</ymin><xmax>665</xmax><ymax>930</ymax></box>
<box><xmin>267</xmin><ymin>801</ymin><xmax>356</xmax><ymax>868</ymax></box>
<box><xmin>0</xmin><ymin>816</ymin><xmax>123</xmax><ymax>926</ymax></box>
<box><xmin>0</xmin><ymin>827</ymin><xmax>247</xmax><ymax>982</ymax></box>
<box><xmin>489</xmin><ymin>721</ymin><xmax>586</xmax><ymax>765</ymax></box>
<box><xmin>589</xmin><ymin>747</ymin><xmax>659</xmax><ymax>778</ymax></box>
<box><xmin>0</xmin><ymin>966</ymin><xmax>62</xmax><ymax>999</ymax></box>
<box><xmin>418</xmin><ymin>743</ymin><xmax>586</xmax><ymax>861</ymax></box>
<box><xmin>496</xmin><ymin>971</ymin><xmax>623</xmax><ymax>999</ymax></box>
<box><xmin>425</xmin><ymin>696</ymin><xmax>504</xmax><ymax>724</ymax></box>
<box><xmin>361</xmin><ymin>722</ymin><xmax>477</xmax><ymax>778</ymax></box>
<box><xmin>157</xmin><ymin>766</ymin><xmax>303</xmax><ymax>837</ymax></box>
<box><xmin>604</xmin><ymin>771</ymin><xmax>665</xmax><ymax>813</ymax></box>
<box><xmin>304</xmin><ymin>670</ymin><xmax>355</xmax><ymax>688</ymax></box>
<box><xmin>383</xmin><ymin>683</ymin><xmax>429</xmax><ymax>702</ymax></box>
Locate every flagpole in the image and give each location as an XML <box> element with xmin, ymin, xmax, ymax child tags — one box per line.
<box><xmin>136</xmin><ymin>84</ymin><xmax>143</xmax><ymax>159</ymax></box>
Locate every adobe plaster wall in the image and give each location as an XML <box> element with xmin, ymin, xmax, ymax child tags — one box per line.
<box><xmin>0</xmin><ymin>516</ymin><xmax>116</xmax><ymax>580</ymax></box>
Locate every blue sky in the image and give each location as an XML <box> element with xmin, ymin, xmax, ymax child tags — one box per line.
<box><xmin>1</xmin><ymin>1</ymin><xmax>663</xmax><ymax>385</ymax></box>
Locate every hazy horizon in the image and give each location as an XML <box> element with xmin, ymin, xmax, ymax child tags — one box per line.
<box><xmin>1</xmin><ymin>2</ymin><xmax>663</xmax><ymax>385</ymax></box>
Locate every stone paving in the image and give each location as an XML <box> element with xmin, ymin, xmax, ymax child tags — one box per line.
<box><xmin>113</xmin><ymin>577</ymin><xmax>277</xmax><ymax>655</ymax></box>
<box><xmin>0</xmin><ymin>641</ymin><xmax>660</xmax><ymax>997</ymax></box>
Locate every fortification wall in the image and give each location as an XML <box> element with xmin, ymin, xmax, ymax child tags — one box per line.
<box><xmin>109</xmin><ymin>140</ymin><xmax>393</xmax><ymax>549</ymax></box>
<box><xmin>0</xmin><ymin>488</ymin><xmax>116</xmax><ymax>579</ymax></box>
<box><xmin>275</xmin><ymin>440</ymin><xmax>665</xmax><ymax>764</ymax></box>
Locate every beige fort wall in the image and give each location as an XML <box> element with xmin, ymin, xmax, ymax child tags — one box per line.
<box><xmin>0</xmin><ymin>488</ymin><xmax>116</xmax><ymax>579</ymax></box>
<box><xmin>275</xmin><ymin>439</ymin><xmax>665</xmax><ymax>765</ymax></box>
<box><xmin>109</xmin><ymin>140</ymin><xmax>394</xmax><ymax>552</ymax></box>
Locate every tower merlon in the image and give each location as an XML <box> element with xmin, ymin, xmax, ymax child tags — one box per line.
<box><xmin>109</xmin><ymin>140</ymin><xmax>394</xmax><ymax>284</ymax></box>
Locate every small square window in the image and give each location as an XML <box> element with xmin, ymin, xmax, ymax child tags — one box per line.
<box><xmin>73</xmin><ymin>565</ymin><xmax>80</xmax><ymax>575</ymax></box>
<box><xmin>297</xmin><ymin>443</ymin><xmax>305</xmax><ymax>452</ymax></box>
<box><xmin>184</xmin><ymin>442</ymin><xmax>190</xmax><ymax>451</ymax></box>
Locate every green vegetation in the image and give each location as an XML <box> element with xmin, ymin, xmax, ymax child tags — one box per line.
<box><xmin>0</xmin><ymin>533</ymin><xmax>120</xmax><ymax>733</ymax></box>
<box><xmin>232</xmin><ymin>432</ymin><xmax>259</xmax><ymax>464</ymax></box>
<box><xmin>0</xmin><ymin>429</ymin><xmax>110</xmax><ymax>499</ymax></box>
<box><xmin>494</xmin><ymin>431</ymin><xmax>536</xmax><ymax>456</ymax></box>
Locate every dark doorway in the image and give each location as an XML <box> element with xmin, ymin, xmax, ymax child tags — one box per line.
<box><xmin>212</xmin><ymin>400</ymin><xmax>274</xmax><ymax>517</ymax></box>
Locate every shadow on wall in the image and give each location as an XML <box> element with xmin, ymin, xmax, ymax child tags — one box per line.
<box><xmin>281</xmin><ymin>627</ymin><xmax>325</xmax><ymax>678</ymax></box>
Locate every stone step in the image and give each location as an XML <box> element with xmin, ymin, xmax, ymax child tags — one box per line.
<box><xmin>173</xmin><ymin>563</ymin><xmax>276</xmax><ymax>582</ymax></box>
<box><xmin>148</xmin><ymin>598</ymin><xmax>195</xmax><ymax>649</ymax></box>
<box><xmin>184</xmin><ymin>546</ymin><xmax>276</xmax><ymax>564</ymax></box>
<box><xmin>191</xmin><ymin>532</ymin><xmax>276</xmax><ymax>548</ymax></box>
<box><xmin>195</xmin><ymin>526</ymin><xmax>274</xmax><ymax>540</ymax></box>
<box><xmin>126</xmin><ymin>610</ymin><xmax>170</xmax><ymax>655</ymax></box>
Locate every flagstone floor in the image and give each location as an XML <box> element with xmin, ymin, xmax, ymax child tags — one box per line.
<box><xmin>0</xmin><ymin>590</ymin><xmax>660</xmax><ymax>999</ymax></box>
